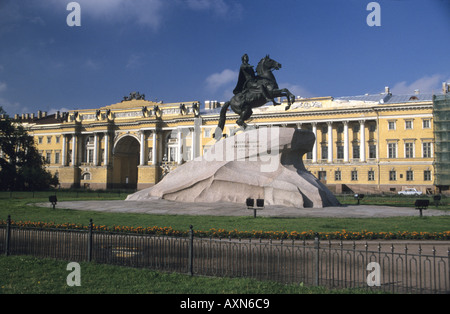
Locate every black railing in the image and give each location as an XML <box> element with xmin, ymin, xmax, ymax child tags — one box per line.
<box><xmin>1</xmin><ymin>217</ymin><xmax>449</xmax><ymax>294</ymax></box>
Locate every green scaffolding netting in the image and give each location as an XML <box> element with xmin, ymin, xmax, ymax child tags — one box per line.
<box><xmin>433</xmin><ymin>94</ymin><xmax>450</xmax><ymax>186</ymax></box>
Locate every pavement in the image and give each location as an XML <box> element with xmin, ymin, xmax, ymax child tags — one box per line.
<box><xmin>35</xmin><ymin>199</ymin><xmax>450</xmax><ymax>255</ymax></box>
<box><xmin>38</xmin><ymin>198</ymin><xmax>450</xmax><ymax>218</ymax></box>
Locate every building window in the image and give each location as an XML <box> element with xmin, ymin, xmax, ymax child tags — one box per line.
<box><xmin>369</xmin><ymin>144</ymin><xmax>376</xmax><ymax>159</ymax></box>
<box><xmin>38</xmin><ymin>137</ymin><xmax>43</xmax><ymax>144</ymax></box>
<box><xmin>389</xmin><ymin>170</ymin><xmax>397</xmax><ymax>181</ymax></box>
<box><xmin>46</xmin><ymin>151</ymin><xmax>51</xmax><ymax>163</ymax></box>
<box><xmin>422</xmin><ymin>119</ymin><xmax>431</xmax><ymax>129</ymax></box>
<box><xmin>169</xmin><ymin>146</ymin><xmax>177</xmax><ymax>162</ymax></box>
<box><xmin>369</xmin><ymin>124</ymin><xmax>376</xmax><ymax>132</ymax></box>
<box><xmin>318</xmin><ymin>171</ymin><xmax>327</xmax><ymax>181</ymax></box>
<box><xmin>388</xmin><ymin>143</ymin><xmax>397</xmax><ymax>158</ymax></box>
<box><xmin>56</xmin><ymin>136</ymin><xmax>60</xmax><ymax>144</ymax></box>
<box><xmin>55</xmin><ymin>152</ymin><xmax>60</xmax><ymax>164</ymax></box>
<box><xmin>87</xmin><ymin>149</ymin><xmax>93</xmax><ymax>163</ymax></box>
<box><xmin>423</xmin><ymin>142</ymin><xmax>432</xmax><ymax>158</ymax></box>
<box><xmin>405</xmin><ymin>120</ymin><xmax>413</xmax><ymax>130</ymax></box>
<box><xmin>351</xmin><ymin>170</ymin><xmax>358</xmax><ymax>181</ymax></box>
<box><xmin>388</xmin><ymin>121</ymin><xmax>396</xmax><ymax>130</ymax></box>
<box><xmin>352</xmin><ymin>144</ymin><xmax>360</xmax><ymax>159</ymax></box>
<box><xmin>405</xmin><ymin>142</ymin><xmax>414</xmax><ymax>158</ymax></box>
<box><xmin>406</xmin><ymin>170</ymin><xmax>414</xmax><ymax>181</ymax></box>
<box><xmin>337</xmin><ymin>145</ymin><xmax>344</xmax><ymax>159</ymax></box>
<box><xmin>424</xmin><ymin>170</ymin><xmax>431</xmax><ymax>181</ymax></box>
<box><xmin>148</xmin><ymin>147</ymin><xmax>153</xmax><ymax>162</ymax></box>
<box><xmin>47</xmin><ymin>136</ymin><xmax>52</xmax><ymax>144</ymax></box>
<box><xmin>82</xmin><ymin>173</ymin><xmax>91</xmax><ymax>180</ymax></box>
<box><xmin>368</xmin><ymin>170</ymin><xmax>375</xmax><ymax>181</ymax></box>
<box><xmin>335</xmin><ymin>170</ymin><xmax>341</xmax><ymax>181</ymax></box>
<box><xmin>185</xmin><ymin>146</ymin><xmax>191</xmax><ymax>161</ymax></box>
<box><xmin>204</xmin><ymin>128</ymin><xmax>211</xmax><ymax>138</ymax></box>
<box><xmin>84</xmin><ymin>136</ymin><xmax>94</xmax><ymax>164</ymax></box>
<box><xmin>321</xmin><ymin>145</ymin><xmax>328</xmax><ymax>160</ymax></box>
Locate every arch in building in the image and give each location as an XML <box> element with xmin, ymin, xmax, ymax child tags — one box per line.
<box><xmin>112</xmin><ymin>134</ymin><xmax>141</xmax><ymax>189</ymax></box>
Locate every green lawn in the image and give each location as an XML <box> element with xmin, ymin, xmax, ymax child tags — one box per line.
<box><xmin>1</xmin><ymin>191</ymin><xmax>448</xmax><ymax>295</ymax></box>
<box><xmin>0</xmin><ymin>191</ymin><xmax>449</xmax><ymax>235</ymax></box>
<box><xmin>0</xmin><ymin>255</ymin><xmax>381</xmax><ymax>294</ymax></box>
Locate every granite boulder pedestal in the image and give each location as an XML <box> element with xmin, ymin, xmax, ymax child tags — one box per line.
<box><xmin>126</xmin><ymin>127</ymin><xmax>340</xmax><ymax>208</ymax></box>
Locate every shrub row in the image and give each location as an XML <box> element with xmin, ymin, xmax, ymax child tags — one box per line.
<box><xmin>1</xmin><ymin>219</ymin><xmax>449</xmax><ymax>241</ymax></box>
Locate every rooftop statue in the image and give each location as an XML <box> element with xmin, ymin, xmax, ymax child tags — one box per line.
<box><xmin>217</xmin><ymin>54</ymin><xmax>295</xmax><ymax>132</ymax></box>
<box><xmin>122</xmin><ymin>91</ymin><xmax>145</xmax><ymax>102</ymax></box>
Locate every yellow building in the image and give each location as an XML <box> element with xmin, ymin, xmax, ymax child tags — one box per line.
<box><xmin>10</xmin><ymin>85</ymin><xmax>450</xmax><ymax>195</ymax></box>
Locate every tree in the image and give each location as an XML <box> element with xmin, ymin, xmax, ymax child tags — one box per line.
<box><xmin>0</xmin><ymin>107</ymin><xmax>59</xmax><ymax>190</ymax></box>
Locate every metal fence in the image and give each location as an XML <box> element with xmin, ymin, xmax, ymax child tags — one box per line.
<box><xmin>1</xmin><ymin>218</ymin><xmax>449</xmax><ymax>294</ymax></box>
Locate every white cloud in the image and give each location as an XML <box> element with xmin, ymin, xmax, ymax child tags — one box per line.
<box><xmin>278</xmin><ymin>83</ymin><xmax>315</xmax><ymax>99</ymax></box>
<box><xmin>391</xmin><ymin>74</ymin><xmax>450</xmax><ymax>94</ymax></box>
<box><xmin>205</xmin><ymin>69</ymin><xmax>237</xmax><ymax>92</ymax></box>
<box><xmin>185</xmin><ymin>0</ymin><xmax>242</xmax><ymax>18</ymax></box>
<box><xmin>45</xmin><ymin>0</ymin><xmax>166</xmax><ymax>30</ymax></box>
<box><xmin>48</xmin><ymin>107</ymin><xmax>71</xmax><ymax>115</ymax></box>
<box><xmin>126</xmin><ymin>54</ymin><xmax>145</xmax><ymax>69</ymax></box>
<box><xmin>84</xmin><ymin>59</ymin><xmax>100</xmax><ymax>70</ymax></box>
<box><xmin>0</xmin><ymin>81</ymin><xmax>28</xmax><ymax>115</ymax></box>
<box><xmin>0</xmin><ymin>82</ymin><xmax>7</xmax><ymax>93</ymax></box>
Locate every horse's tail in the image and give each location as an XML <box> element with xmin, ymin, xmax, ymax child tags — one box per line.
<box><xmin>217</xmin><ymin>101</ymin><xmax>230</xmax><ymax>131</ymax></box>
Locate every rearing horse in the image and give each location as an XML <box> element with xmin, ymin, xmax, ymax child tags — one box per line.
<box><xmin>217</xmin><ymin>55</ymin><xmax>295</xmax><ymax>132</ymax></box>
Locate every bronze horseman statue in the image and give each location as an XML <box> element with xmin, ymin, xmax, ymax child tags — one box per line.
<box><xmin>217</xmin><ymin>54</ymin><xmax>295</xmax><ymax>132</ymax></box>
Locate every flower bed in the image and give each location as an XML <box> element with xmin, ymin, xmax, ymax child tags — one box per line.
<box><xmin>1</xmin><ymin>219</ymin><xmax>449</xmax><ymax>240</ymax></box>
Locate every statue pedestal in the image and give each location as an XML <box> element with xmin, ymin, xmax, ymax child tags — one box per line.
<box><xmin>127</xmin><ymin>127</ymin><xmax>340</xmax><ymax>208</ymax></box>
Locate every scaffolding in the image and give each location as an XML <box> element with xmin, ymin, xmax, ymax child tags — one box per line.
<box><xmin>433</xmin><ymin>94</ymin><xmax>450</xmax><ymax>190</ymax></box>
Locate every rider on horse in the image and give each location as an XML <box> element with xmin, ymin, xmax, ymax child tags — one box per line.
<box><xmin>233</xmin><ymin>54</ymin><xmax>279</xmax><ymax>106</ymax></box>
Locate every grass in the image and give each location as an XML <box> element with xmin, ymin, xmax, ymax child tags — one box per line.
<box><xmin>1</xmin><ymin>191</ymin><xmax>448</xmax><ymax>295</ymax></box>
<box><xmin>0</xmin><ymin>191</ymin><xmax>449</xmax><ymax>235</ymax></box>
<box><xmin>0</xmin><ymin>255</ymin><xmax>382</xmax><ymax>294</ymax></box>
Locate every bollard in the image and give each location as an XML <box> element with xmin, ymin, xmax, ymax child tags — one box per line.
<box><xmin>87</xmin><ymin>219</ymin><xmax>93</xmax><ymax>262</ymax></box>
<box><xmin>5</xmin><ymin>215</ymin><xmax>11</xmax><ymax>256</ymax></box>
<box><xmin>314</xmin><ymin>233</ymin><xmax>320</xmax><ymax>286</ymax></box>
<box><xmin>188</xmin><ymin>225</ymin><xmax>194</xmax><ymax>276</ymax></box>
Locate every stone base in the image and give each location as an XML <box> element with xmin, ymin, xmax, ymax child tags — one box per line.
<box><xmin>127</xmin><ymin>127</ymin><xmax>340</xmax><ymax>208</ymax></box>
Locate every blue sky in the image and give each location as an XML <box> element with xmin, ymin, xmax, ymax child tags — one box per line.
<box><xmin>0</xmin><ymin>0</ymin><xmax>449</xmax><ymax>115</ymax></box>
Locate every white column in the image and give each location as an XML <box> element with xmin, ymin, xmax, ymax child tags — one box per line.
<box><xmin>327</xmin><ymin>122</ymin><xmax>333</xmax><ymax>163</ymax></box>
<box><xmin>193</xmin><ymin>118</ymin><xmax>201</xmax><ymax>159</ymax></box>
<box><xmin>140</xmin><ymin>131</ymin><xmax>145</xmax><ymax>166</ymax></box>
<box><xmin>152</xmin><ymin>131</ymin><xmax>157</xmax><ymax>165</ymax></box>
<box><xmin>360</xmin><ymin>120</ymin><xmax>366</xmax><ymax>162</ymax></box>
<box><xmin>104</xmin><ymin>133</ymin><xmax>109</xmax><ymax>166</ymax></box>
<box><xmin>312</xmin><ymin>123</ymin><xmax>317</xmax><ymax>163</ymax></box>
<box><xmin>71</xmin><ymin>134</ymin><xmax>77</xmax><ymax>166</ymax></box>
<box><xmin>177</xmin><ymin>128</ymin><xmax>183</xmax><ymax>164</ymax></box>
<box><xmin>190</xmin><ymin>128</ymin><xmax>195</xmax><ymax>161</ymax></box>
<box><xmin>343</xmin><ymin>121</ymin><xmax>349</xmax><ymax>162</ymax></box>
<box><xmin>61</xmin><ymin>135</ymin><xmax>67</xmax><ymax>166</ymax></box>
<box><xmin>93</xmin><ymin>133</ymin><xmax>98</xmax><ymax>166</ymax></box>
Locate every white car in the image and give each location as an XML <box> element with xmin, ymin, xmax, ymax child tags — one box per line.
<box><xmin>398</xmin><ymin>188</ymin><xmax>423</xmax><ymax>196</ymax></box>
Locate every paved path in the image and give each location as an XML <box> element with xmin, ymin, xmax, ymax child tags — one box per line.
<box><xmin>39</xmin><ymin>199</ymin><xmax>450</xmax><ymax>218</ymax></box>
<box><xmin>35</xmin><ymin>199</ymin><xmax>450</xmax><ymax>255</ymax></box>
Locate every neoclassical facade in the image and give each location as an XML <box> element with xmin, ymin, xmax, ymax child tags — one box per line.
<box><xmin>9</xmin><ymin>85</ymin><xmax>450</xmax><ymax>194</ymax></box>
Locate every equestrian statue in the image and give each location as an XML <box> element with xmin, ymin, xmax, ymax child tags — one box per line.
<box><xmin>216</xmin><ymin>54</ymin><xmax>295</xmax><ymax>133</ymax></box>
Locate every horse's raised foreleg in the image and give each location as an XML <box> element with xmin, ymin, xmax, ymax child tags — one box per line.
<box><xmin>271</xmin><ymin>88</ymin><xmax>295</xmax><ymax>110</ymax></box>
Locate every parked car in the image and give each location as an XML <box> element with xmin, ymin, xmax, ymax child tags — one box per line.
<box><xmin>398</xmin><ymin>188</ymin><xmax>423</xmax><ymax>196</ymax></box>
